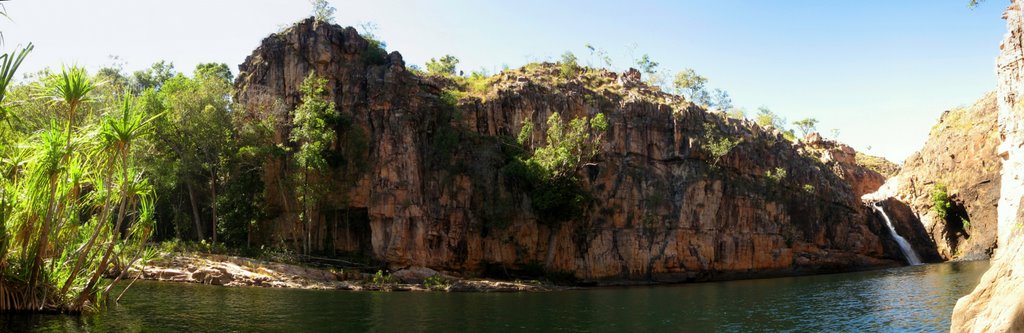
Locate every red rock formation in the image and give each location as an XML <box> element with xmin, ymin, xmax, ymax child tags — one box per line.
<box><xmin>951</xmin><ymin>2</ymin><xmax>1024</xmax><ymax>332</ymax></box>
<box><xmin>885</xmin><ymin>93</ymin><xmax>1001</xmax><ymax>261</ymax></box>
<box><xmin>234</xmin><ymin>18</ymin><xmax>913</xmax><ymax>284</ymax></box>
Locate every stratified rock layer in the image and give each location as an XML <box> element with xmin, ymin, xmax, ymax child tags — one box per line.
<box><xmin>951</xmin><ymin>2</ymin><xmax>1024</xmax><ymax>332</ymax></box>
<box><xmin>234</xmin><ymin>18</ymin><xmax>915</xmax><ymax>284</ymax></box>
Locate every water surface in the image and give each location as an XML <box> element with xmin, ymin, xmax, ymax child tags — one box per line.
<box><xmin>4</xmin><ymin>261</ymin><xmax>989</xmax><ymax>332</ymax></box>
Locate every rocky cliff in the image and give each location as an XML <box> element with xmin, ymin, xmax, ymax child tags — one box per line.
<box><xmin>233</xmin><ymin>18</ymin><xmax>927</xmax><ymax>284</ymax></box>
<box><xmin>869</xmin><ymin>93</ymin><xmax>1001</xmax><ymax>261</ymax></box>
<box><xmin>951</xmin><ymin>2</ymin><xmax>1024</xmax><ymax>332</ymax></box>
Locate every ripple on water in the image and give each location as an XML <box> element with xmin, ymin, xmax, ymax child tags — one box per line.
<box><xmin>1</xmin><ymin>261</ymin><xmax>990</xmax><ymax>332</ymax></box>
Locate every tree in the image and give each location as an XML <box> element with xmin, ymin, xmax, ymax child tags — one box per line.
<box><xmin>510</xmin><ymin>112</ymin><xmax>608</xmax><ymax>224</ymax></box>
<box><xmin>726</xmin><ymin>107</ymin><xmax>746</xmax><ymax>120</ymax></box>
<box><xmin>636</xmin><ymin>54</ymin><xmax>658</xmax><ymax>75</ymax></box>
<box><xmin>673</xmin><ymin>69</ymin><xmax>710</xmax><ymax>105</ymax></box>
<box><xmin>310</xmin><ymin>0</ymin><xmax>336</xmax><ymax>23</ymax></box>
<box><xmin>559</xmin><ymin>51</ymin><xmax>581</xmax><ymax>79</ymax></box>
<box><xmin>793</xmin><ymin>118</ymin><xmax>819</xmax><ymax>137</ymax></box>
<box><xmin>755</xmin><ymin>106</ymin><xmax>785</xmax><ymax>130</ymax></box>
<box><xmin>290</xmin><ymin>72</ymin><xmax>337</xmax><ymax>255</ymax></box>
<box><xmin>131</xmin><ymin>60</ymin><xmax>175</xmax><ymax>91</ymax></box>
<box><xmin>426</xmin><ymin>55</ymin><xmax>459</xmax><ymax>76</ymax></box>
<box><xmin>2</xmin><ymin>63</ymin><xmax>157</xmax><ymax>312</ymax></box>
<box><xmin>702</xmin><ymin>123</ymin><xmax>742</xmax><ymax>168</ymax></box>
<box><xmin>143</xmin><ymin>63</ymin><xmax>234</xmax><ymax>242</ymax></box>
<box><xmin>636</xmin><ymin>54</ymin><xmax>663</xmax><ymax>87</ymax></box>
<box><xmin>195</xmin><ymin>62</ymin><xmax>233</xmax><ymax>83</ymax></box>
<box><xmin>711</xmin><ymin>88</ymin><xmax>732</xmax><ymax>111</ymax></box>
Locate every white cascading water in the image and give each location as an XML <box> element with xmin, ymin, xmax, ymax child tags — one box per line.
<box><xmin>872</xmin><ymin>204</ymin><xmax>922</xmax><ymax>265</ymax></box>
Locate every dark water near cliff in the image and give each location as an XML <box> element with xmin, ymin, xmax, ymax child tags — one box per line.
<box><xmin>3</xmin><ymin>261</ymin><xmax>989</xmax><ymax>332</ymax></box>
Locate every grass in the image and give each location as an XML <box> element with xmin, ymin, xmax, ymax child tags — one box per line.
<box><xmin>855</xmin><ymin>152</ymin><xmax>899</xmax><ymax>178</ymax></box>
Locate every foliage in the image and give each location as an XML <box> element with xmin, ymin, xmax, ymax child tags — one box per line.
<box><xmin>559</xmin><ymin>51</ymin><xmax>581</xmax><ymax>80</ymax></box>
<box><xmin>673</xmin><ymin>69</ymin><xmax>709</xmax><ymax>105</ymax></box>
<box><xmin>855</xmin><ymin>152</ymin><xmax>899</xmax><ymax>178</ymax></box>
<box><xmin>765</xmin><ymin>167</ymin><xmax>787</xmax><ymax>184</ymax></box>
<box><xmin>215</xmin><ymin>157</ymin><xmax>266</xmax><ymax>247</ymax></box>
<box><xmin>792</xmin><ymin>118</ymin><xmax>819</xmax><ymax>137</ymax></box>
<box><xmin>131</xmin><ymin>61</ymin><xmax>175</xmax><ymax>91</ymax></box>
<box><xmin>194</xmin><ymin>63</ymin><xmax>233</xmax><ymax>83</ymax></box>
<box><xmin>711</xmin><ymin>88</ymin><xmax>732</xmax><ymax>111</ymax></box>
<box><xmin>465</xmin><ymin>69</ymin><xmax>493</xmax><ymax>95</ymax></box>
<box><xmin>1</xmin><ymin>63</ymin><xmax>158</xmax><ymax>312</ymax></box>
<box><xmin>726</xmin><ymin>107</ymin><xmax>746</xmax><ymax>120</ymax></box>
<box><xmin>423</xmin><ymin>274</ymin><xmax>451</xmax><ymax>290</ymax></box>
<box><xmin>802</xmin><ymin>184</ymin><xmax>815</xmax><ymax>194</ymax></box>
<box><xmin>426</xmin><ymin>55</ymin><xmax>460</xmax><ymax>76</ymax></box>
<box><xmin>357</xmin><ymin>22</ymin><xmax>388</xmax><ymax>65</ymax></box>
<box><xmin>0</xmin><ymin>43</ymin><xmax>31</xmax><ymax>133</ymax></box>
<box><xmin>636</xmin><ymin>54</ymin><xmax>662</xmax><ymax>87</ymax></box>
<box><xmin>755</xmin><ymin>106</ymin><xmax>786</xmax><ymax>130</ymax></box>
<box><xmin>530</xmin><ymin>113</ymin><xmax>607</xmax><ymax>178</ymax></box>
<box><xmin>701</xmin><ymin>123</ymin><xmax>742</xmax><ymax>168</ymax></box>
<box><xmin>142</xmin><ymin>63</ymin><xmax>235</xmax><ymax>243</ymax></box>
<box><xmin>429</xmin><ymin>90</ymin><xmax>462</xmax><ymax>165</ymax></box>
<box><xmin>505</xmin><ymin>113</ymin><xmax>607</xmax><ymax>224</ymax></box>
<box><xmin>309</xmin><ymin>0</ymin><xmax>336</xmax><ymax>23</ymax></box>
<box><xmin>290</xmin><ymin>72</ymin><xmax>338</xmax><ymax>255</ymax></box>
<box><xmin>932</xmin><ymin>183</ymin><xmax>951</xmax><ymax>220</ymax></box>
<box><xmin>636</xmin><ymin>54</ymin><xmax>659</xmax><ymax>76</ymax></box>
<box><xmin>372</xmin><ymin>270</ymin><xmax>397</xmax><ymax>286</ymax></box>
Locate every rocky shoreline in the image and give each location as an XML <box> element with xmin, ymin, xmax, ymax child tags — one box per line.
<box><xmin>130</xmin><ymin>253</ymin><xmax>557</xmax><ymax>292</ymax></box>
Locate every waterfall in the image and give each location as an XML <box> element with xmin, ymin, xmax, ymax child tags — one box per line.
<box><xmin>872</xmin><ymin>204</ymin><xmax>922</xmax><ymax>265</ymax></box>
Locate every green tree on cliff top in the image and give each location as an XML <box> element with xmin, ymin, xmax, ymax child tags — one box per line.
<box><xmin>426</xmin><ymin>55</ymin><xmax>460</xmax><ymax>76</ymax></box>
<box><xmin>310</xmin><ymin>0</ymin><xmax>336</xmax><ymax>23</ymax></box>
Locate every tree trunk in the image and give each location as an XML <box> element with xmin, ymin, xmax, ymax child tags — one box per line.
<box><xmin>186</xmin><ymin>182</ymin><xmax>205</xmax><ymax>240</ymax></box>
<box><xmin>209</xmin><ymin>169</ymin><xmax>218</xmax><ymax>244</ymax></box>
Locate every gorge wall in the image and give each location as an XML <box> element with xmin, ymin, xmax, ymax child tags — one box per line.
<box><xmin>233</xmin><ymin>18</ymin><xmax>931</xmax><ymax>284</ymax></box>
<box><xmin>870</xmin><ymin>93</ymin><xmax>1001</xmax><ymax>261</ymax></box>
<box><xmin>951</xmin><ymin>1</ymin><xmax>1024</xmax><ymax>331</ymax></box>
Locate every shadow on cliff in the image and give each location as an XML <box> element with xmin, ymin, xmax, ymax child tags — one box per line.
<box><xmin>941</xmin><ymin>198</ymin><xmax>972</xmax><ymax>254</ymax></box>
<box><xmin>874</xmin><ymin>198</ymin><xmax>942</xmax><ymax>263</ymax></box>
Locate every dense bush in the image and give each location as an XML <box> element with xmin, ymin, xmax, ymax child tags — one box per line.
<box><xmin>701</xmin><ymin>122</ymin><xmax>742</xmax><ymax>168</ymax></box>
<box><xmin>503</xmin><ymin>112</ymin><xmax>607</xmax><ymax>225</ymax></box>
<box><xmin>932</xmin><ymin>183</ymin><xmax>951</xmax><ymax>219</ymax></box>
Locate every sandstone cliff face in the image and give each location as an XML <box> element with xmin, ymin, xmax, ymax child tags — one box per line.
<box><xmin>799</xmin><ymin>133</ymin><xmax>888</xmax><ymax>199</ymax></box>
<box><xmin>951</xmin><ymin>2</ymin><xmax>1024</xmax><ymax>332</ymax></box>
<box><xmin>878</xmin><ymin>93</ymin><xmax>1001</xmax><ymax>261</ymax></box>
<box><xmin>234</xmin><ymin>18</ymin><xmax>918</xmax><ymax>284</ymax></box>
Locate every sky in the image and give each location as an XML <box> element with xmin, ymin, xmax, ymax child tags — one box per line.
<box><xmin>0</xmin><ymin>0</ymin><xmax>1008</xmax><ymax>163</ymax></box>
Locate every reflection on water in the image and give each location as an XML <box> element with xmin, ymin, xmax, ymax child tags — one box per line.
<box><xmin>2</xmin><ymin>261</ymin><xmax>989</xmax><ymax>332</ymax></box>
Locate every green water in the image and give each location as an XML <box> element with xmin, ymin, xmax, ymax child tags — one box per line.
<box><xmin>3</xmin><ymin>261</ymin><xmax>989</xmax><ymax>332</ymax></box>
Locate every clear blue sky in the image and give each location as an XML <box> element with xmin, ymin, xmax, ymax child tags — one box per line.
<box><xmin>0</xmin><ymin>0</ymin><xmax>1007</xmax><ymax>162</ymax></box>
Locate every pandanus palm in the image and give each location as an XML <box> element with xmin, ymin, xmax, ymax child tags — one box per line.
<box><xmin>60</xmin><ymin>92</ymin><xmax>158</xmax><ymax>308</ymax></box>
<box><xmin>52</xmin><ymin>65</ymin><xmax>94</xmax><ymax>146</ymax></box>
<box><xmin>0</xmin><ymin>45</ymin><xmax>31</xmax><ymax>271</ymax></box>
<box><xmin>0</xmin><ymin>43</ymin><xmax>30</xmax><ymax>138</ymax></box>
<box><xmin>18</xmin><ymin>66</ymin><xmax>95</xmax><ymax>308</ymax></box>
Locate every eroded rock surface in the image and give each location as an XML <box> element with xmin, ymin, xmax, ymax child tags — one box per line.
<box><xmin>951</xmin><ymin>2</ymin><xmax>1024</xmax><ymax>331</ymax></box>
<box><xmin>233</xmin><ymin>18</ymin><xmax>914</xmax><ymax>284</ymax></box>
<box><xmin>881</xmin><ymin>93</ymin><xmax>1001</xmax><ymax>261</ymax></box>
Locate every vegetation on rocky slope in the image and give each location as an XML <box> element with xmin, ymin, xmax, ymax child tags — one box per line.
<box><xmin>0</xmin><ymin>2</ymin><xmax>922</xmax><ymax>314</ymax></box>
